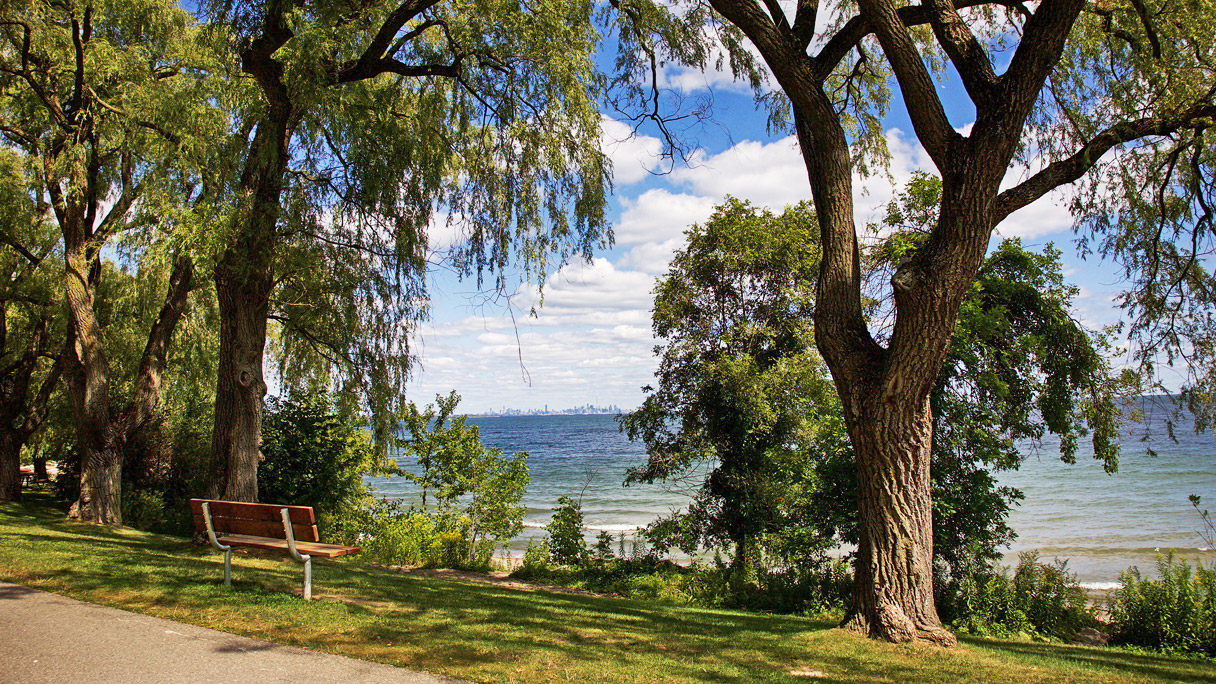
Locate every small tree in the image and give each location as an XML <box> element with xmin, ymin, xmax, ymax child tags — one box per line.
<box><xmin>622</xmin><ymin>198</ymin><xmax>833</xmax><ymax>584</ymax></box>
<box><xmin>398</xmin><ymin>392</ymin><xmax>529</xmax><ymax>562</ymax></box>
<box><xmin>546</xmin><ymin>495</ymin><xmax>587</xmax><ymax>566</ymax></box>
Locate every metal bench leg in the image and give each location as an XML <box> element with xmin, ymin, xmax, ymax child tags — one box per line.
<box><xmin>303</xmin><ymin>557</ymin><xmax>312</xmax><ymax>600</ymax></box>
<box><xmin>224</xmin><ymin>547</ymin><xmax>232</xmax><ymax>587</ymax></box>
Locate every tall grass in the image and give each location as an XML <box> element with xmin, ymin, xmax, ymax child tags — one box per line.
<box><xmin>1109</xmin><ymin>552</ymin><xmax>1216</xmax><ymax>656</ymax></box>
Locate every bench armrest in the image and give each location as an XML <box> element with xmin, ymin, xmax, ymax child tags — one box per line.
<box><xmin>201</xmin><ymin>502</ymin><xmax>232</xmax><ymax>553</ymax></box>
<box><xmin>279</xmin><ymin>507</ymin><xmax>311</xmax><ymax>564</ymax></box>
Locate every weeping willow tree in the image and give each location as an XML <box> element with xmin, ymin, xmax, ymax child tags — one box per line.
<box><xmin>198</xmin><ymin>0</ymin><xmax>610</xmax><ymax>501</ymax></box>
<box><xmin>0</xmin><ymin>147</ymin><xmax>64</xmax><ymax>502</ymax></box>
<box><xmin>605</xmin><ymin>0</ymin><xmax>1216</xmax><ymax>643</ymax></box>
<box><xmin>0</xmin><ymin>0</ymin><xmax>221</xmax><ymax>522</ymax></box>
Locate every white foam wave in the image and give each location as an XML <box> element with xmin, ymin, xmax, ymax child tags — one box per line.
<box><xmin>522</xmin><ymin>520</ymin><xmax>640</xmax><ymax>533</ymax></box>
<box><xmin>1080</xmin><ymin>582</ymin><xmax>1121</xmax><ymax>591</ymax></box>
<box><xmin>585</xmin><ymin>523</ymin><xmax>640</xmax><ymax>533</ymax></box>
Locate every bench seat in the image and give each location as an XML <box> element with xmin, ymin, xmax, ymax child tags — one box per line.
<box><xmin>218</xmin><ymin>534</ymin><xmax>359</xmax><ymax>558</ymax></box>
<box><xmin>190</xmin><ymin>498</ymin><xmax>359</xmax><ymax>599</ymax></box>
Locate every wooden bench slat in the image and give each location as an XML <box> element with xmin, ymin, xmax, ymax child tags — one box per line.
<box><xmin>189</xmin><ymin>499</ymin><xmax>315</xmax><ymax>525</ymax></box>
<box><xmin>191</xmin><ymin>514</ymin><xmax>319</xmax><ymax>543</ymax></box>
<box><xmin>217</xmin><ymin>534</ymin><xmax>360</xmax><ymax>558</ymax></box>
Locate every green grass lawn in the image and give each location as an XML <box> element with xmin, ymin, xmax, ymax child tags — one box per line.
<box><xmin>1</xmin><ymin>493</ymin><xmax>1212</xmax><ymax>684</ymax></box>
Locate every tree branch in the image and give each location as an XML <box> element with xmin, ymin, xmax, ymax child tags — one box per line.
<box><xmin>854</xmin><ymin>0</ymin><xmax>959</xmax><ymax>165</ymax></box>
<box><xmin>813</xmin><ymin>0</ymin><xmax>1020</xmax><ymax>79</ymax></box>
<box><xmin>993</xmin><ymin>103</ymin><xmax>1216</xmax><ymax>223</ymax></box>
<box><xmin>921</xmin><ymin>0</ymin><xmax>999</xmax><ymax>107</ymax></box>
<box><xmin>792</xmin><ymin>0</ymin><xmax>819</xmax><ymax>52</ymax></box>
<box><xmin>330</xmin><ymin>0</ymin><xmax>448</xmax><ymax>84</ymax></box>
<box><xmin>999</xmin><ymin>0</ymin><xmax>1086</xmax><ymax>132</ymax></box>
<box><xmin>116</xmin><ymin>256</ymin><xmax>194</xmax><ymax>439</ymax></box>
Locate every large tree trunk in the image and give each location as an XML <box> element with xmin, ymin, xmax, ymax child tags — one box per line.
<box><xmin>842</xmin><ymin>394</ymin><xmax>954</xmax><ymax>644</ymax></box>
<box><xmin>210</xmin><ymin>262</ymin><xmax>272</xmax><ymax>501</ymax></box>
<box><xmin>61</xmin><ymin>243</ymin><xmax>194</xmax><ymax>524</ymax></box>
<box><xmin>63</xmin><ymin>229</ymin><xmax>123</xmax><ymax>523</ymax></box>
<box><xmin>74</xmin><ymin>444</ymin><xmax>123</xmax><ymax>523</ymax></box>
<box><xmin>206</xmin><ymin>41</ymin><xmax>295</xmax><ymax>500</ymax></box>
<box><xmin>0</xmin><ymin>433</ymin><xmax>21</xmax><ymax>502</ymax></box>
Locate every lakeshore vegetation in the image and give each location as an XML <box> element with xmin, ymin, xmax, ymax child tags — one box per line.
<box><xmin>1</xmin><ymin>0</ymin><xmax>1215</xmax><ymax>671</ymax></box>
<box><xmin>4</xmin><ymin>493</ymin><xmax>1216</xmax><ymax>684</ymax></box>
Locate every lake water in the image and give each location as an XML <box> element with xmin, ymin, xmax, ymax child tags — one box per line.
<box><xmin>368</xmin><ymin>402</ymin><xmax>1215</xmax><ymax>586</ymax></box>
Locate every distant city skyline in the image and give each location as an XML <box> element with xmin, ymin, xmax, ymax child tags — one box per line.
<box><xmin>471</xmin><ymin>403</ymin><xmax>625</xmax><ymax>417</ymax></box>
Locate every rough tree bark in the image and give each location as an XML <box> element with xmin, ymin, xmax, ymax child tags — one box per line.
<box><xmin>0</xmin><ymin>432</ymin><xmax>21</xmax><ymax>502</ymax></box>
<box><xmin>64</xmin><ymin>250</ymin><xmax>194</xmax><ymax>524</ymax></box>
<box><xmin>207</xmin><ymin>14</ymin><xmax>295</xmax><ymax>502</ymax></box>
<box><xmin>211</xmin><ymin>252</ymin><xmax>274</xmax><ymax>501</ymax></box>
<box><xmin>699</xmin><ymin>0</ymin><xmax>1094</xmax><ymax>642</ymax></box>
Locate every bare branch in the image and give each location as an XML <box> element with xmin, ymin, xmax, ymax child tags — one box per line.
<box><xmin>994</xmin><ymin>103</ymin><xmax>1216</xmax><ymax>222</ymax></box>
<box><xmin>854</xmin><ymin>0</ymin><xmax>959</xmax><ymax>164</ymax></box>
<box><xmin>999</xmin><ymin>0</ymin><xmax>1086</xmax><ymax>132</ymax></box>
<box><xmin>792</xmin><ymin>0</ymin><xmax>819</xmax><ymax>52</ymax></box>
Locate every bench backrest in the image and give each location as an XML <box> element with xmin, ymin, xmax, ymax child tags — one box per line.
<box><xmin>189</xmin><ymin>499</ymin><xmax>320</xmax><ymax>543</ymax></box>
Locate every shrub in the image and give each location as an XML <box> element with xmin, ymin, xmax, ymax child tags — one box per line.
<box><xmin>949</xmin><ymin>552</ymin><xmax>1095</xmax><ymax>639</ymax></box>
<box><xmin>520</xmin><ymin>539</ymin><xmax>551</xmax><ymax>575</ymax></box>
<box><xmin>360</xmin><ymin>501</ymin><xmax>493</xmax><ymax>571</ymax></box>
<box><xmin>260</xmin><ymin>390</ymin><xmax>393</xmax><ymax>543</ymax></box>
<box><xmin>1109</xmin><ymin>552</ymin><xmax>1216</xmax><ymax>656</ymax></box>
<box><xmin>121</xmin><ymin>488</ymin><xmax>167</xmax><ymax>531</ymax></box>
<box><xmin>546</xmin><ymin>495</ymin><xmax>586</xmax><ymax>566</ymax></box>
<box><xmin>592</xmin><ymin>530</ymin><xmax>615</xmax><ymax>562</ymax></box>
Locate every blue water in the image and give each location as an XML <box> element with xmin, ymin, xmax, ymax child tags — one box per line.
<box><xmin>368</xmin><ymin>405</ymin><xmax>1216</xmax><ymax>585</ymax></box>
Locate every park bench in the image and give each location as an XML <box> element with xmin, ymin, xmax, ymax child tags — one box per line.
<box><xmin>189</xmin><ymin>499</ymin><xmax>359</xmax><ymax>600</ymax></box>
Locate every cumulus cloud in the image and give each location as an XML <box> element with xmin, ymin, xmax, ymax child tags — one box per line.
<box><xmin>601</xmin><ymin>117</ymin><xmax>664</xmax><ymax>185</ymax></box>
<box><xmin>408</xmin><ymin>257</ymin><xmax>660</xmax><ymax>407</ymax></box>
<box><xmin>613</xmin><ymin>189</ymin><xmax>717</xmax><ymax>246</ymax></box>
<box><xmin>670</xmin><ymin>137</ymin><xmax>810</xmax><ymax>208</ymax></box>
<box><xmin>616</xmin><ymin>237</ymin><xmax>684</xmax><ymax>276</ymax></box>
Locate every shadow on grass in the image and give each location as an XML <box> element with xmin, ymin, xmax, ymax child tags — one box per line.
<box><xmin>6</xmin><ymin>495</ymin><xmax>1215</xmax><ymax>684</ymax></box>
<box><xmin>968</xmin><ymin>637</ymin><xmax>1216</xmax><ymax>684</ymax></box>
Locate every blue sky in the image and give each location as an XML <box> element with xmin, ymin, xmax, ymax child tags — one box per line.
<box><xmin>402</xmin><ymin>19</ymin><xmax>1136</xmax><ymax>415</ymax></box>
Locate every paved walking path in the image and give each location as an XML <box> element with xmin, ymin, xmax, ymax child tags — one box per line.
<box><xmin>0</xmin><ymin>581</ymin><xmax>467</xmax><ymax>684</ymax></box>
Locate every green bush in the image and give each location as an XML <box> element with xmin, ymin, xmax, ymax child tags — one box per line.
<box><xmin>520</xmin><ymin>539</ymin><xmax>551</xmax><ymax>574</ymax></box>
<box><xmin>121</xmin><ymin>488</ymin><xmax>167</xmax><ymax>531</ymax></box>
<box><xmin>949</xmin><ymin>553</ymin><xmax>1095</xmax><ymax>639</ymax></box>
<box><xmin>260</xmin><ymin>390</ymin><xmax>394</xmax><ymax>543</ymax></box>
<box><xmin>360</xmin><ymin>501</ymin><xmax>493</xmax><ymax>571</ymax></box>
<box><xmin>546</xmin><ymin>495</ymin><xmax>586</xmax><ymax>566</ymax></box>
<box><xmin>1109</xmin><ymin>553</ymin><xmax>1216</xmax><ymax>656</ymax></box>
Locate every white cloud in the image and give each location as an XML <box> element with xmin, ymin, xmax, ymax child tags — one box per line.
<box><xmin>616</xmin><ymin>237</ymin><xmax>684</xmax><ymax>275</ymax></box>
<box><xmin>670</xmin><ymin>137</ymin><xmax>809</xmax><ymax>208</ymax></box>
<box><xmin>613</xmin><ymin>189</ymin><xmax>717</xmax><ymax>246</ymax></box>
<box><xmin>656</xmin><ymin>32</ymin><xmax>767</xmax><ymax>96</ymax></box>
<box><xmin>601</xmin><ymin>117</ymin><xmax>663</xmax><ymax>185</ymax></box>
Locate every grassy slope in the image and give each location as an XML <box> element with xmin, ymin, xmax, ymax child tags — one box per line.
<box><xmin>1</xmin><ymin>494</ymin><xmax>1212</xmax><ymax>684</ymax></box>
